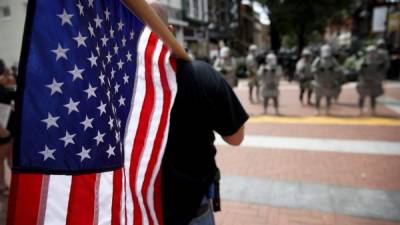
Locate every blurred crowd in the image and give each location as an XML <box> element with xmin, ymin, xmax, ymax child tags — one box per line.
<box><xmin>0</xmin><ymin>59</ymin><xmax>17</xmax><ymax>196</ymax></box>
<box><xmin>205</xmin><ymin>39</ymin><xmax>392</xmax><ymax>116</ymax></box>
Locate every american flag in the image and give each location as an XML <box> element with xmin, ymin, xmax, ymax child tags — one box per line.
<box><xmin>8</xmin><ymin>0</ymin><xmax>177</xmax><ymax>224</ymax></box>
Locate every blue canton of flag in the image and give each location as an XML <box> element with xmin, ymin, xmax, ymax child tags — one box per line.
<box><xmin>14</xmin><ymin>0</ymin><xmax>144</xmax><ymax>173</ymax></box>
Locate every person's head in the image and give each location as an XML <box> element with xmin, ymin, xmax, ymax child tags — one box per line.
<box><xmin>0</xmin><ymin>59</ymin><xmax>5</xmax><ymax>75</ymax></box>
<box><xmin>301</xmin><ymin>48</ymin><xmax>312</xmax><ymax>62</ymax></box>
<box><xmin>376</xmin><ymin>38</ymin><xmax>385</xmax><ymax>49</ymax></box>
<box><xmin>220</xmin><ymin>47</ymin><xmax>230</xmax><ymax>58</ymax></box>
<box><xmin>249</xmin><ymin>44</ymin><xmax>257</xmax><ymax>54</ymax></box>
<box><xmin>320</xmin><ymin>44</ymin><xmax>332</xmax><ymax>58</ymax></box>
<box><xmin>148</xmin><ymin>1</ymin><xmax>174</xmax><ymax>33</ymax></box>
<box><xmin>366</xmin><ymin>45</ymin><xmax>378</xmax><ymax>61</ymax></box>
<box><xmin>266</xmin><ymin>53</ymin><xmax>277</xmax><ymax>66</ymax></box>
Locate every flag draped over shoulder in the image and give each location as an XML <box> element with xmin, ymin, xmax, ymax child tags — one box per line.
<box><xmin>8</xmin><ymin>0</ymin><xmax>177</xmax><ymax>224</ymax></box>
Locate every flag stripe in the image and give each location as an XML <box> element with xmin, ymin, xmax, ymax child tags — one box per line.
<box><xmin>143</xmin><ymin>44</ymin><xmax>171</xmax><ymax>225</ymax></box>
<box><xmin>66</xmin><ymin>174</ymin><xmax>98</xmax><ymax>225</ymax></box>
<box><xmin>98</xmin><ymin>171</ymin><xmax>114</xmax><ymax>225</ymax></box>
<box><xmin>130</xmin><ymin>31</ymin><xmax>158</xmax><ymax>225</ymax></box>
<box><xmin>43</xmin><ymin>176</ymin><xmax>72</xmax><ymax>225</ymax></box>
<box><xmin>124</xmin><ymin>27</ymin><xmax>152</xmax><ymax>225</ymax></box>
<box><xmin>7</xmin><ymin>174</ymin><xmax>47</xmax><ymax>225</ymax></box>
<box><xmin>138</xmin><ymin>40</ymin><xmax>165</xmax><ymax>225</ymax></box>
<box><xmin>111</xmin><ymin>169</ymin><xmax>123</xmax><ymax>225</ymax></box>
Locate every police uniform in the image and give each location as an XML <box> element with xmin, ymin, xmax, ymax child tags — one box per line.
<box><xmin>246</xmin><ymin>45</ymin><xmax>259</xmax><ymax>102</ymax></box>
<box><xmin>214</xmin><ymin>47</ymin><xmax>237</xmax><ymax>88</ymax></box>
<box><xmin>296</xmin><ymin>49</ymin><xmax>313</xmax><ymax>105</ymax></box>
<box><xmin>258</xmin><ymin>53</ymin><xmax>282</xmax><ymax>114</ymax></box>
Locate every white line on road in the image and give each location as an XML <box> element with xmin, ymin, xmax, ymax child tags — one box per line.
<box><xmin>215</xmin><ymin>135</ymin><xmax>400</xmax><ymax>156</ymax></box>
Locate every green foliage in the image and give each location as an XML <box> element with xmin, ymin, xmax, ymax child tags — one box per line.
<box><xmin>256</xmin><ymin>0</ymin><xmax>357</xmax><ymax>48</ymax></box>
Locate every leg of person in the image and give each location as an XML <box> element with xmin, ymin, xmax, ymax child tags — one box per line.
<box><xmin>0</xmin><ymin>128</ymin><xmax>12</xmax><ymax>195</ymax></box>
<box><xmin>371</xmin><ymin>95</ymin><xmax>377</xmax><ymax>116</ymax></box>
<box><xmin>249</xmin><ymin>84</ymin><xmax>254</xmax><ymax>103</ymax></box>
<box><xmin>315</xmin><ymin>95</ymin><xmax>321</xmax><ymax>116</ymax></box>
<box><xmin>326</xmin><ymin>96</ymin><xmax>332</xmax><ymax>116</ymax></box>
<box><xmin>358</xmin><ymin>96</ymin><xmax>365</xmax><ymax>116</ymax></box>
<box><xmin>263</xmin><ymin>97</ymin><xmax>269</xmax><ymax>115</ymax></box>
<box><xmin>307</xmin><ymin>89</ymin><xmax>313</xmax><ymax>105</ymax></box>
<box><xmin>273</xmin><ymin>97</ymin><xmax>280</xmax><ymax>115</ymax></box>
<box><xmin>299</xmin><ymin>85</ymin><xmax>305</xmax><ymax>105</ymax></box>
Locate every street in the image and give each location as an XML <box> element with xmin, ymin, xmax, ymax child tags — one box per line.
<box><xmin>214</xmin><ymin>79</ymin><xmax>400</xmax><ymax>224</ymax></box>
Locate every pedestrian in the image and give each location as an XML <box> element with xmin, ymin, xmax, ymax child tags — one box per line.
<box><xmin>357</xmin><ymin>45</ymin><xmax>389</xmax><ymax>116</ymax></box>
<box><xmin>214</xmin><ymin>46</ymin><xmax>237</xmax><ymax>87</ymax></box>
<box><xmin>311</xmin><ymin>44</ymin><xmax>343</xmax><ymax>115</ymax></box>
<box><xmin>296</xmin><ymin>48</ymin><xmax>314</xmax><ymax>105</ymax></box>
<box><xmin>258</xmin><ymin>53</ymin><xmax>282</xmax><ymax>115</ymax></box>
<box><xmin>148</xmin><ymin>2</ymin><xmax>249</xmax><ymax>225</ymax></box>
<box><xmin>246</xmin><ymin>44</ymin><xmax>260</xmax><ymax>103</ymax></box>
<box><xmin>0</xmin><ymin>65</ymin><xmax>15</xmax><ymax>196</ymax></box>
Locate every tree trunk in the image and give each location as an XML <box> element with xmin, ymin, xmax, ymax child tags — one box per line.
<box><xmin>270</xmin><ymin>21</ymin><xmax>281</xmax><ymax>53</ymax></box>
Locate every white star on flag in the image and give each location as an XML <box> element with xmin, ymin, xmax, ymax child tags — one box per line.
<box><xmin>57</xmin><ymin>9</ymin><xmax>73</xmax><ymax>26</ymax></box>
<box><xmin>126</xmin><ymin>51</ymin><xmax>132</xmax><ymax>62</ymax></box>
<box><xmin>73</xmin><ymin>32</ymin><xmax>88</xmax><ymax>48</ymax></box>
<box><xmin>114</xmin><ymin>83</ymin><xmax>120</xmax><ymax>94</ymax></box>
<box><xmin>41</xmin><ymin>113</ymin><xmax>60</xmax><ymax>129</ymax></box>
<box><xmin>87</xmin><ymin>52</ymin><xmax>98</xmax><ymax>67</ymax></box>
<box><xmin>117</xmin><ymin>59</ymin><xmax>124</xmax><ymax>70</ymax></box>
<box><xmin>97</xmin><ymin>101</ymin><xmax>107</xmax><ymax>116</ymax></box>
<box><xmin>106</xmin><ymin>52</ymin><xmax>112</xmax><ymax>63</ymax></box>
<box><xmin>104</xmin><ymin>8</ymin><xmax>111</xmax><ymax>20</ymax></box>
<box><xmin>110</xmin><ymin>28</ymin><xmax>115</xmax><ymax>38</ymax></box>
<box><xmin>113</xmin><ymin>44</ymin><xmax>119</xmax><ymax>55</ymax></box>
<box><xmin>77</xmin><ymin>147</ymin><xmax>91</xmax><ymax>162</ymax></box>
<box><xmin>88</xmin><ymin>22</ymin><xmax>95</xmax><ymax>37</ymax></box>
<box><xmin>118</xmin><ymin>96</ymin><xmax>126</xmax><ymax>107</ymax></box>
<box><xmin>94</xmin><ymin>14</ymin><xmax>103</xmax><ymax>28</ymax></box>
<box><xmin>76</xmin><ymin>1</ymin><xmax>84</xmax><ymax>16</ymax></box>
<box><xmin>59</xmin><ymin>131</ymin><xmax>76</xmax><ymax>147</ymax></box>
<box><xmin>51</xmin><ymin>43</ymin><xmax>69</xmax><ymax>61</ymax></box>
<box><xmin>101</xmin><ymin>35</ymin><xmax>109</xmax><ymax>47</ymax></box>
<box><xmin>63</xmin><ymin>98</ymin><xmax>80</xmax><ymax>114</ymax></box>
<box><xmin>39</xmin><ymin>145</ymin><xmax>56</xmax><ymax>161</ymax></box>
<box><xmin>80</xmin><ymin>115</ymin><xmax>94</xmax><ymax>131</ymax></box>
<box><xmin>84</xmin><ymin>84</ymin><xmax>97</xmax><ymax>99</ymax></box>
<box><xmin>123</xmin><ymin>74</ymin><xmax>129</xmax><ymax>84</ymax></box>
<box><xmin>106</xmin><ymin>145</ymin><xmax>115</xmax><ymax>158</ymax></box>
<box><xmin>108</xmin><ymin>117</ymin><xmax>114</xmax><ymax>130</ymax></box>
<box><xmin>117</xmin><ymin>20</ymin><xmax>124</xmax><ymax>31</ymax></box>
<box><xmin>68</xmin><ymin>65</ymin><xmax>84</xmax><ymax>81</ymax></box>
<box><xmin>122</xmin><ymin>36</ymin><xmax>127</xmax><ymax>47</ymax></box>
<box><xmin>46</xmin><ymin>78</ymin><xmax>63</xmax><ymax>95</ymax></box>
<box><xmin>88</xmin><ymin>0</ymin><xmax>94</xmax><ymax>8</ymax></box>
<box><xmin>130</xmin><ymin>30</ymin><xmax>135</xmax><ymax>40</ymax></box>
<box><xmin>99</xmin><ymin>72</ymin><xmax>106</xmax><ymax>85</ymax></box>
<box><xmin>93</xmin><ymin>131</ymin><xmax>105</xmax><ymax>146</ymax></box>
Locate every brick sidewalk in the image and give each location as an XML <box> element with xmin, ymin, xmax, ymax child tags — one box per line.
<box><xmin>215</xmin><ymin>201</ymin><xmax>400</xmax><ymax>225</ymax></box>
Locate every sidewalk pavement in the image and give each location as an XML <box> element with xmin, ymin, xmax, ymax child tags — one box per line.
<box><xmin>214</xmin><ymin>79</ymin><xmax>400</xmax><ymax>224</ymax></box>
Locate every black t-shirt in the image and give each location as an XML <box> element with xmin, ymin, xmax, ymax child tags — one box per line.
<box><xmin>162</xmin><ymin>59</ymin><xmax>249</xmax><ymax>225</ymax></box>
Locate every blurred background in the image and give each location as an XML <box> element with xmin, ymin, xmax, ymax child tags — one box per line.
<box><xmin>1</xmin><ymin>0</ymin><xmax>400</xmax><ymax>224</ymax></box>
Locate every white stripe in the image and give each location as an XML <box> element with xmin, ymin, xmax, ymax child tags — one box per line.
<box><xmin>97</xmin><ymin>171</ymin><xmax>114</xmax><ymax>225</ymax></box>
<box><xmin>43</xmin><ymin>175</ymin><xmax>72</xmax><ymax>225</ymax></box>
<box><xmin>378</xmin><ymin>96</ymin><xmax>400</xmax><ymax>114</ymax></box>
<box><xmin>215</xmin><ymin>135</ymin><xmax>400</xmax><ymax>156</ymax></box>
<box><xmin>124</xmin><ymin>27</ymin><xmax>152</xmax><ymax>225</ymax></box>
<box><xmin>135</xmin><ymin>39</ymin><xmax>164</xmax><ymax>225</ymax></box>
<box><xmin>147</xmin><ymin>51</ymin><xmax>178</xmax><ymax>225</ymax></box>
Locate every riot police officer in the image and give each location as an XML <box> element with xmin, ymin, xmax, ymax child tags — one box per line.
<box><xmin>357</xmin><ymin>45</ymin><xmax>389</xmax><ymax>116</ymax></box>
<box><xmin>246</xmin><ymin>44</ymin><xmax>260</xmax><ymax>103</ymax></box>
<box><xmin>258</xmin><ymin>53</ymin><xmax>282</xmax><ymax>115</ymax></box>
<box><xmin>296</xmin><ymin>48</ymin><xmax>314</xmax><ymax>105</ymax></box>
<box><xmin>311</xmin><ymin>44</ymin><xmax>343</xmax><ymax>115</ymax></box>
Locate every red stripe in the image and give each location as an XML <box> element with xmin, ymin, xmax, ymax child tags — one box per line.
<box><xmin>111</xmin><ymin>169</ymin><xmax>123</xmax><ymax>225</ymax></box>
<box><xmin>7</xmin><ymin>173</ymin><xmax>46</xmax><ymax>225</ymax></box>
<box><xmin>66</xmin><ymin>174</ymin><xmax>97</xmax><ymax>225</ymax></box>
<box><xmin>142</xmin><ymin>45</ymin><xmax>171</xmax><ymax>225</ymax></box>
<box><xmin>129</xmin><ymin>32</ymin><xmax>158</xmax><ymax>225</ymax></box>
<box><xmin>169</xmin><ymin>56</ymin><xmax>177</xmax><ymax>72</ymax></box>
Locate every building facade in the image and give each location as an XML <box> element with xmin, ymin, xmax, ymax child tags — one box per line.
<box><xmin>0</xmin><ymin>0</ymin><xmax>27</xmax><ymax>67</ymax></box>
<box><xmin>157</xmin><ymin>0</ymin><xmax>187</xmax><ymax>45</ymax></box>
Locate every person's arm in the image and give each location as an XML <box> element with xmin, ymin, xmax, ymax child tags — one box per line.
<box><xmin>222</xmin><ymin>125</ymin><xmax>245</xmax><ymax>146</ymax></box>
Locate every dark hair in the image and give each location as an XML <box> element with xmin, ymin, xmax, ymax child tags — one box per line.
<box><xmin>0</xmin><ymin>59</ymin><xmax>5</xmax><ymax>74</ymax></box>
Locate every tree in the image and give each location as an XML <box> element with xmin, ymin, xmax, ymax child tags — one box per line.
<box><xmin>257</xmin><ymin>0</ymin><xmax>356</xmax><ymax>56</ymax></box>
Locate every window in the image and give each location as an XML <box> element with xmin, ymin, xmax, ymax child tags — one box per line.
<box><xmin>0</xmin><ymin>6</ymin><xmax>11</xmax><ymax>19</ymax></box>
